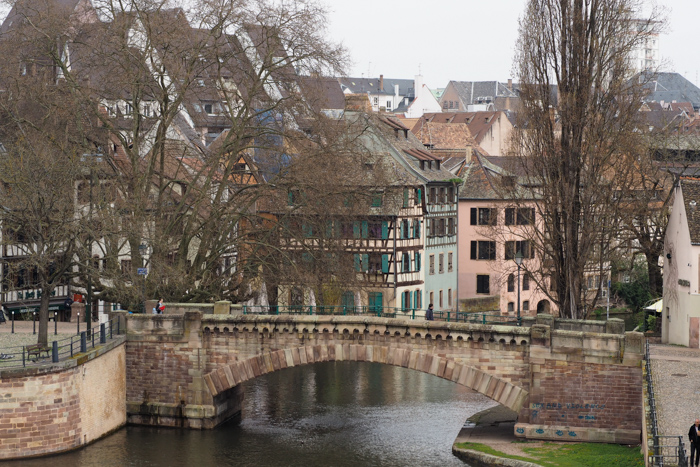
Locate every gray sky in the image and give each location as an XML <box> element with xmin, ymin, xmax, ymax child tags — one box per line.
<box><xmin>326</xmin><ymin>0</ymin><xmax>699</xmax><ymax>89</ymax></box>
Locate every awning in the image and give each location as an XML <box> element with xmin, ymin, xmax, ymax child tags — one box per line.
<box><xmin>3</xmin><ymin>303</ymin><xmax>69</xmax><ymax>313</ymax></box>
<box><xmin>645</xmin><ymin>299</ymin><xmax>663</xmax><ymax>312</ymax></box>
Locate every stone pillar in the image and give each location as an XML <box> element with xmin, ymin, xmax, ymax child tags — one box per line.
<box><xmin>535</xmin><ymin>313</ymin><xmax>554</xmax><ymax>329</ymax></box>
<box><xmin>70</xmin><ymin>302</ymin><xmax>85</xmax><ymax>323</ymax></box>
<box><xmin>530</xmin><ymin>324</ymin><xmax>551</xmax><ymax>347</ymax></box>
<box><xmin>605</xmin><ymin>318</ymin><xmax>625</xmax><ymax>335</ymax></box>
<box><xmin>213</xmin><ymin>301</ymin><xmax>231</xmax><ymax>315</ymax></box>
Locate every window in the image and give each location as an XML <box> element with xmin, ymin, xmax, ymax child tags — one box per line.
<box><xmin>449</xmin><ymin>101</ymin><xmax>453</xmax><ymax>109</ymax></box>
<box><xmin>439</xmin><ymin>253</ymin><xmax>444</xmax><ymax>273</ymax></box>
<box><xmin>470</xmin><ymin>241</ymin><xmax>496</xmax><ymax>260</ymax></box>
<box><xmin>368</xmin><ymin>221</ymin><xmax>387</xmax><ymax>239</ymax></box>
<box><xmin>439</xmin><ymin>187</ymin><xmax>446</xmax><ymax>204</ymax></box>
<box><xmin>508</xmin><ymin>302</ymin><xmax>514</xmax><ymax>312</ymax></box>
<box><xmin>505</xmin><ymin>240</ymin><xmax>533</xmax><ymax>260</ymax></box>
<box><xmin>430</xmin><ymin>291</ymin><xmax>434</xmax><ymax>305</ymax></box>
<box><xmin>439</xmin><ymin>290</ymin><xmax>443</xmax><ymax>308</ymax></box>
<box><xmin>523</xmin><ymin>273</ymin><xmax>530</xmax><ymax>291</ymax></box>
<box><xmin>447</xmin><ymin>252</ymin><xmax>453</xmax><ymax>272</ymax></box>
<box><xmin>523</xmin><ymin>300</ymin><xmax>530</xmax><ymax>311</ymax></box>
<box><xmin>429</xmin><ymin>254</ymin><xmax>435</xmax><ymax>274</ymax></box>
<box><xmin>402</xmin><ymin>290</ymin><xmax>411</xmax><ymax>311</ymax></box>
<box><xmin>448</xmin><ymin>217</ymin><xmax>455</xmax><ymax>235</ymax></box>
<box><xmin>403</xmin><ymin>188</ymin><xmax>409</xmax><ymax>208</ymax></box>
<box><xmin>439</xmin><ymin>218</ymin><xmax>446</xmax><ymax>236</ymax></box>
<box><xmin>507</xmin><ymin>274</ymin><xmax>515</xmax><ymax>292</ymax></box>
<box><xmin>430</xmin><ymin>187</ymin><xmax>437</xmax><ymax>204</ymax></box>
<box><xmin>448</xmin><ymin>186</ymin><xmax>455</xmax><ymax>203</ymax></box>
<box><xmin>414</xmin><ymin>290</ymin><xmax>422</xmax><ymax>309</ymax></box>
<box><xmin>371</xmin><ymin>193</ymin><xmax>383</xmax><ymax>207</ymax></box>
<box><xmin>443</xmin><ymin>101</ymin><xmax>448</xmax><ymax>109</ymax></box>
<box><xmin>414</xmin><ymin>188</ymin><xmax>422</xmax><ymax>205</ymax></box>
<box><xmin>402</xmin><ymin>253</ymin><xmax>410</xmax><ymax>272</ymax></box>
<box><xmin>505</xmin><ymin>207</ymin><xmax>535</xmax><ymax>226</ymax></box>
<box><xmin>471</xmin><ymin>207</ymin><xmax>495</xmax><ymax>226</ymax></box>
<box><xmin>476</xmin><ymin>275</ymin><xmax>490</xmax><ymax>294</ymax></box>
<box><xmin>448</xmin><ymin>289</ymin><xmax>452</xmax><ymax>307</ymax></box>
<box><xmin>373</xmin><ymin>97</ymin><xmax>378</xmax><ymax>105</ymax></box>
<box><xmin>121</xmin><ymin>259</ymin><xmax>132</xmax><ymax>275</ymax></box>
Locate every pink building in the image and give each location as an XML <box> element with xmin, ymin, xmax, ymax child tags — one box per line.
<box><xmin>457</xmin><ymin>153</ymin><xmax>553</xmax><ymax>316</ymax></box>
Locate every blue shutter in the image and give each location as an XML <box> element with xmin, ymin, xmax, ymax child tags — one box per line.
<box><xmin>362</xmin><ymin>221</ymin><xmax>368</xmax><ymax>238</ymax></box>
<box><xmin>416</xmin><ymin>252</ymin><xmax>421</xmax><ymax>272</ymax></box>
<box><xmin>362</xmin><ymin>254</ymin><xmax>369</xmax><ymax>272</ymax></box>
<box><xmin>401</xmin><ymin>292</ymin><xmax>405</xmax><ymax>310</ymax></box>
<box><xmin>354</xmin><ymin>254</ymin><xmax>360</xmax><ymax>271</ymax></box>
<box><xmin>381</xmin><ymin>221</ymin><xmax>388</xmax><ymax>239</ymax></box>
<box><xmin>353</xmin><ymin>222</ymin><xmax>360</xmax><ymax>238</ymax></box>
<box><xmin>382</xmin><ymin>254</ymin><xmax>389</xmax><ymax>274</ymax></box>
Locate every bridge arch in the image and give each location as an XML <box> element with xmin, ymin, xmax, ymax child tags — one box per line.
<box><xmin>202</xmin><ymin>343</ymin><xmax>528</xmax><ymax>413</ymax></box>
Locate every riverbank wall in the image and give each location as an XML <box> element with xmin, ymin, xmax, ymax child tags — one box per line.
<box><xmin>0</xmin><ymin>338</ymin><xmax>126</xmax><ymax>460</ymax></box>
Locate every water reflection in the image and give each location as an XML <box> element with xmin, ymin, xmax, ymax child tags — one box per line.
<box><xmin>6</xmin><ymin>361</ymin><xmax>496</xmax><ymax>467</ymax></box>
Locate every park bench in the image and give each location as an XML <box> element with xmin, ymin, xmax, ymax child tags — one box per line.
<box><xmin>26</xmin><ymin>344</ymin><xmax>51</xmax><ymax>360</ymax></box>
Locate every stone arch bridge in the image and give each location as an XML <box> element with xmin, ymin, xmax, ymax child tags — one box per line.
<box><xmin>119</xmin><ymin>311</ymin><xmax>643</xmax><ymax>444</ymax></box>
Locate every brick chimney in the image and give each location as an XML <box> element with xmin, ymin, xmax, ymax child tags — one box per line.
<box><xmin>379</xmin><ymin>74</ymin><xmax>384</xmax><ymax>91</ymax></box>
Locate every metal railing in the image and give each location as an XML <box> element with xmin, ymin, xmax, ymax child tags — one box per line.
<box><xmin>241</xmin><ymin>305</ymin><xmax>518</xmax><ymax>325</ymax></box>
<box><xmin>0</xmin><ymin>317</ymin><xmax>123</xmax><ymax>370</ymax></box>
<box><xmin>646</xmin><ymin>339</ymin><xmax>688</xmax><ymax>467</ymax></box>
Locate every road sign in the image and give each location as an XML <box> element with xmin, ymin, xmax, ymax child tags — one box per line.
<box><xmin>137</xmin><ymin>268</ymin><xmax>148</xmax><ymax>276</ymax></box>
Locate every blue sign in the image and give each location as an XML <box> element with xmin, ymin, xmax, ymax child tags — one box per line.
<box><xmin>137</xmin><ymin>268</ymin><xmax>148</xmax><ymax>276</ymax></box>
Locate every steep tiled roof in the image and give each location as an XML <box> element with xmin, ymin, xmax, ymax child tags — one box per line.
<box><xmin>418</xmin><ymin>111</ymin><xmax>506</xmax><ymax>145</ymax></box>
<box><xmin>338</xmin><ymin>77</ymin><xmax>415</xmax><ymax>97</ymax></box>
<box><xmin>636</xmin><ymin>72</ymin><xmax>700</xmax><ymax>110</ymax></box>
<box><xmin>448</xmin><ymin>81</ymin><xmax>518</xmax><ymax>106</ymax></box>
<box><xmin>411</xmin><ymin>121</ymin><xmax>474</xmax><ymax>149</ymax></box>
<box><xmin>682</xmin><ymin>178</ymin><xmax>700</xmax><ymax>244</ymax></box>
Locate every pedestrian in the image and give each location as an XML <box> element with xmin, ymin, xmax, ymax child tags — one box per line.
<box><xmin>425</xmin><ymin>303</ymin><xmax>434</xmax><ymax>321</ymax></box>
<box><xmin>156</xmin><ymin>298</ymin><xmax>165</xmax><ymax>314</ymax></box>
<box><xmin>689</xmin><ymin>418</ymin><xmax>700</xmax><ymax>466</ymax></box>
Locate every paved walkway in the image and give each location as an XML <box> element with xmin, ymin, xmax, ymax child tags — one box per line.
<box><xmin>0</xmin><ymin>320</ymin><xmax>103</xmax><ymax>366</ymax></box>
<box><xmin>648</xmin><ymin>344</ymin><xmax>700</xmax><ymax>446</ymax></box>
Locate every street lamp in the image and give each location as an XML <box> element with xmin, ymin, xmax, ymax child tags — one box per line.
<box><xmin>514</xmin><ymin>250</ymin><xmax>523</xmax><ymax>326</ymax></box>
<box><xmin>81</xmin><ymin>153</ymin><xmax>103</xmax><ymax>336</ymax></box>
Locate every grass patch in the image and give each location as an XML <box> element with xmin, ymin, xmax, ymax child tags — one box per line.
<box><xmin>455</xmin><ymin>441</ymin><xmax>643</xmax><ymax>466</ymax></box>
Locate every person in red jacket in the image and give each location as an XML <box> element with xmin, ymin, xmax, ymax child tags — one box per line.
<box><xmin>156</xmin><ymin>298</ymin><xmax>165</xmax><ymax>314</ymax></box>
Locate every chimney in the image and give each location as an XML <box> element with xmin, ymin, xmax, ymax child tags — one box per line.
<box><xmin>379</xmin><ymin>74</ymin><xmax>384</xmax><ymax>91</ymax></box>
<box><xmin>414</xmin><ymin>74</ymin><xmax>423</xmax><ymax>98</ymax></box>
<box><xmin>507</xmin><ymin>78</ymin><xmax>513</xmax><ymax>90</ymax></box>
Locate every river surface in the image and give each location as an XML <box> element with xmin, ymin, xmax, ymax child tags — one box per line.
<box><xmin>7</xmin><ymin>361</ymin><xmax>496</xmax><ymax>467</ymax></box>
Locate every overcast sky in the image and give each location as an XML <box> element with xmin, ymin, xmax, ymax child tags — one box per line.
<box><xmin>325</xmin><ymin>0</ymin><xmax>699</xmax><ymax>89</ymax></box>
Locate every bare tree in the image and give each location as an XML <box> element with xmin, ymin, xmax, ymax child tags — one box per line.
<box><xmin>512</xmin><ymin>0</ymin><xmax>663</xmax><ymax>318</ymax></box>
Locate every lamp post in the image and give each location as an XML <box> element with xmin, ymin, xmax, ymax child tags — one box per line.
<box><xmin>514</xmin><ymin>250</ymin><xmax>523</xmax><ymax>326</ymax></box>
<box><xmin>81</xmin><ymin>153</ymin><xmax>103</xmax><ymax>336</ymax></box>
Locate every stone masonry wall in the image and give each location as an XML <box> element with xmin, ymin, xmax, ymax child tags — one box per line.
<box><xmin>528</xmin><ymin>360</ymin><xmax>642</xmax><ymax>431</ymax></box>
<box><xmin>0</xmin><ymin>343</ymin><xmax>126</xmax><ymax>460</ymax></box>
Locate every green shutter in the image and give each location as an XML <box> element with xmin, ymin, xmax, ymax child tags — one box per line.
<box><xmin>353</xmin><ymin>221</ymin><xmax>360</xmax><ymax>238</ymax></box>
<box><xmin>415</xmin><ymin>251</ymin><xmax>421</xmax><ymax>271</ymax></box>
<box><xmin>382</xmin><ymin>254</ymin><xmax>389</xmax><ymax>273</ymax></box>
<box><xmin>381</xmin><ymin>221</ymin><xmax>388</xmax><ymax>239</ymax></box>
<box><xmin>325</xmin><ymin>220</ymin><xmax>333</xmax><ymax>238</ymax></box>
<box><xmin>361</xmin><ymin>221</ymin><xmax>368</xmax><ymax>238</ymax></box>
<box><xmin>417</xmin><ymin>188</ymin><xmax>422</xmax><ymax>205</ymax></box>
<box><xmin>403</xmin><ymin>188</ymin><xmax>409</xmax><ymax>207</ymax></box>
<box><xmin>354</xmin><ymin>254</ymin><xmax>360</xmax><ymax>271</ymax></box>
<box><xmin>288</xmin><ymin>191</ymin><xmax>294</xmax><ymax>206</ymax></box>
<box><xmin>401</xmin><ymin>292</ymin><xmax>405</xmax><ymax>310</ymax></box>
<box><xmin>362</xmin><ymin>254</ymin><xmax>369</xmax><ymax>272</ymax></box>
<box><xmin>303</xmin><ymin>223</ymin><xmax>312</xmax><ymax>237</ymax></box>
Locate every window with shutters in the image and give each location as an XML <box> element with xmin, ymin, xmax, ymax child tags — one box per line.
<box><xmin>506</xmin><ymin>207</ymin><xmax>535</xmax><ymax>225</ymax></box>
<box><xmin>470</xmin><ymin>207</ymin><xmax>495</xmax><ymax>225</ymax></box>
<box><xmin>429</xmin><ymin>254</ymin><xmax>435</xmax><ymax>275</ymax></box>
<box><xmin>447</xmin><ymin>252</ymin><xmax>453</xmax><ymax>272</ymax></box>
<box><xmin>438</xmin><ymin>253</ymin><xmax>444</xmax><ymax>273</ymax></box>
<box><xmin>476</xmin><ymin>275</ymin><xmax>490</xmax><ymax>294</ymax></box>
<box><xmin>470</xmin><ymin>241</ymin><xmax>496</xmax><ymax>260</ymax></box>
<box><xmin>505</xmin><ymin>240</ymin><xmax>533</xmax><ymax>260</ymax></box>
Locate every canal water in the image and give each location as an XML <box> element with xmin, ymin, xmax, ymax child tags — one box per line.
<box><xmin>8</xmin><ymin>362</ymin><xmax>496</xmax><ymax>466</ymax></box>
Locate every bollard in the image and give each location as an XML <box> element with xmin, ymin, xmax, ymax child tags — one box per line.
<box><xmin>54</xmin><ymin>312</ymin><xmax>57</xmax><ymax>335</ymax></box>
<box><xmin>52</xmin><ymin>341</ymin><xmax>58</xmax><ymax>363</ymax></box>
<box><xmin>80</xmin><ymin>331</ymin><xmax>87</xmax><ymax>353</ymax></box>
<box><xmin>76</xmin><ymin>312</ymin><xmax>80</xmax><ymax>335</ymax></box>
<box><xmin>100</xmin><ymin>323</ymin><xmax>106</xmax><ymax>344</ymax></box>
<box><xmin>33</xmin><ymin>312</ymin><xmax>36</xmax><ymax>334</ymax></box>
<box><xmin>11</xmin><ymin>311</ymin><xmax>14</xmax><ymax>334</ymax></box>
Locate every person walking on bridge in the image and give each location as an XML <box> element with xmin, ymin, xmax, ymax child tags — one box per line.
<box><xmin>425</xmin><ymin>303</ymin><xmax>434</xmax><ymax>321</ymax></box>
<box><xmin>689</xmin><ymin>418</ymin><xmax>700</xmax><ymax>466</ymax></box>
